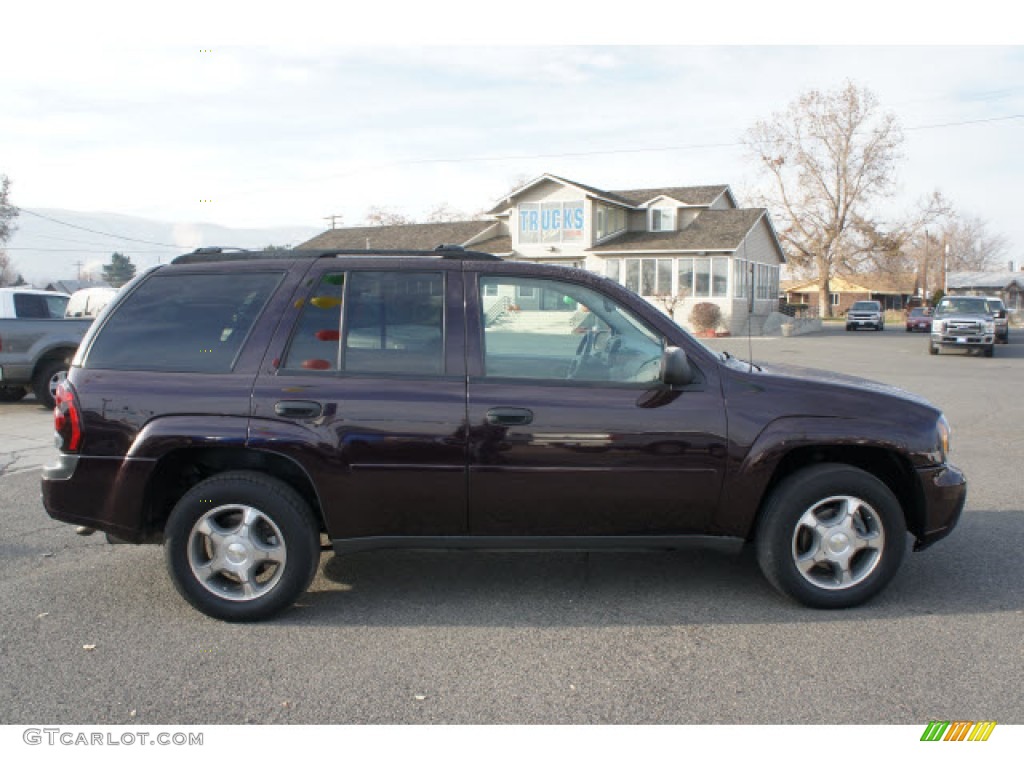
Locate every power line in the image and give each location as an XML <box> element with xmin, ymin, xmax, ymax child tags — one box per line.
<box><xmin>5</xmin><ymin>247</ymin><xmax>177</xmax><ymax>254</ymax></box>
<box><xmin>903</xmin><ymin>113</ymin><xmax>1024</xmax><ymax>132</ymax></box>
<box><xmin>14</xmin><ymin>207</ymin><xmax>180</xmax><ymax>247</ymax></box>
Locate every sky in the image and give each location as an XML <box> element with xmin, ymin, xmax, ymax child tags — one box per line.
<box><xmin>3</xmin><ymin>2</ymin><xmax>1023</xmax><ymax>277</ymax></box>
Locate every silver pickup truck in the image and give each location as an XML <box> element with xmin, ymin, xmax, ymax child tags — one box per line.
<box><xmin>0</xmin><ymin>289</ymin><xmax>92</xmax><ymax>407</ymax></box>
<box><xmin>929</xmin><ymin>296</ymin><xmax>997</xmax><ymax>357</ymax></box>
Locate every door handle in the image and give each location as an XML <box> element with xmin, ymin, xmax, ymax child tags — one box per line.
<box><xmin>274</xmin><ymin>400</ymin><xmax>323</xmax><ymax>419</ymax></box>
<box><xmin>486</xmin><ymin>407</ymin><xmax>533</xmax><ymax>426</ymax></box>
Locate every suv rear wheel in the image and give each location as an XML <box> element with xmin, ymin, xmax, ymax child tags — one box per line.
<box><xmin>165</xmin><ymin>471</ymin><xmax>320</xmax><ymax>621</ymax></box>
<box><xmin>755</xmin><ymin>464</ymin><xmax>906</xmax><ymax>609</ymax></box>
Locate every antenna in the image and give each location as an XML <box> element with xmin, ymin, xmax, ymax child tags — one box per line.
<box><xmin>748</xmin><ymin>262</ymin><xmax>755</xmax><ymax>373</ymax></box>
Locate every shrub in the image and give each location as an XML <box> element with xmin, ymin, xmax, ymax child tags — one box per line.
<box><xmin>689</xmin><ymin>302</ymin><xmax>722</xmax><ymax>332</ymax></box>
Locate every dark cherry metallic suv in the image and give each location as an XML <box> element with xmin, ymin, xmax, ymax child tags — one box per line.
<box><xmin>42</xmin><ymin>248</ymin><xmax>966</xmax><ymax>621</ymax></box>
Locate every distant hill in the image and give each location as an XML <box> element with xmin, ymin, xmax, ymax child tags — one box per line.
<box><xmin>5</xmin><ymin>208</ymin><xmax>322</xmax><ymax>285</ymax></box>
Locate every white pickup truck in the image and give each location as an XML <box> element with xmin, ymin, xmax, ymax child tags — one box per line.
<box><xmin>0</xmin><ymin>288</ymin><xmax>92</xmax><ymax>407</ymax></box>
<box><xmin>929</xmin><ymin>295</ymin><xmax>997</xmax><ymax>357</ymax></box>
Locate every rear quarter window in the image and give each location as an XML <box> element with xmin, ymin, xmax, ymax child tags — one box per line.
<box><xmin>84</xmin><ymin>272</ymin><xmax>282</xmax><ymax>372</ymax></box>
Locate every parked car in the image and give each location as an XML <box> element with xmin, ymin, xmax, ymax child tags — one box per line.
<box><xmin>929</xmin><ymin>296</ymin><xmax>996</xmax><ymax>357</ymax></box>
<box><xmin>65</xmin><ymin>286</ymin><xmax>118</xmax><ymax>319</ymax></box>
<box><xmin>846</xmin><ymin>300</ymin><xmax>885</xmax><ymax>331</ymax></box>
<box><xmin>981</xmin><ymin>296</ymin><xmax>1009</xmax><ymax>344</ymax></box>
<box><xmin>905</xmin><ymin>307</ymin><xmax>932</xmax><ymax>333</ymax></box>
<box><xmin>0</xmin><ymin>288</ymin><xmax>91</xmax><ymax>406</ymax></box>
<box><xmin>42</xmin><ymin>247</ymin><xmax>965</xmax><ymax>621</ymax></box>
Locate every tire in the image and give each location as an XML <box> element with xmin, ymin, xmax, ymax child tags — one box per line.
<box><xmin>983</xmin><ymin>345</ymin><xmax>994</xmax><ymax>358</ymax></box>
<box><xmin>929</xmin><ymin>342</ymin><xmax>939</xmax><ymax>355</ymax></box>
<box><xmin>32</xmin><ymin>357</ymin><xmax>70</xmax><ymax>409</ymax></box>
<box><xmin>164</xmin><ymin>471</ymin><xmax>321</xmax><ymax>621</ymax></box>
<box><xmin>845</xmin><ymin>325</ymin><xmax>852</xmax><ymax>332</ymax></box>
<box><xmin>755</xmin><ymin>464</ymin><xmax>906</xmax><ymax>609</ymax></box>
<box><xmin>0</xmin><ymin>386</ymin><xmax>28</xmax><ymax>402</ymax></box>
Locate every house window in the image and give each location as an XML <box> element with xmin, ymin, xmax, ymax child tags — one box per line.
<box><xmin>750</xmin><ymin>263</ymin><xmax>779</xmax><ymax>301</ymax></box>
<box><xmin>712</xmin><ymin>259</ymin><xmax>728</xmax><ymax>297</ymax></box>
<box><xmin>733</xmin><ymin>259</ymin><xmax>748</xmax><ymax>299</ymax></box>
<box><xmin>623</xmin><ymin>258</ymin><xmax>674</xmax><ymax>296</ymax></box>
<box><xmin>595</xmin><ymin>204</ymin><xmax>627</xmax><ymax>241</ymax></box>
<box><xmin>519</xmin><ymin>200</ymin><xmax>584</xmax><ymax>245</ymax></box>
<box><xmin>604</xmin><ymin>259</ymin><xmax>621</xmax><ymax>283</ymax></box>
<box><xmin>678</xmin><ymin>258</ymin><xmax>694</xmax><ymax>297</ymax></box>
<box><xmin>830</xmin><ymin>293</ymin><xmax>840</xmax><ymax>307</ymax></box>
<box><xmin>694</xmin><ymin>258</ymin><xmax>711</xmax><ymax>297</ymax></box>
<box><xmin>650</xmin><ymin>207</ymin><xmax>676</xmax><ymax>232</ymax></box>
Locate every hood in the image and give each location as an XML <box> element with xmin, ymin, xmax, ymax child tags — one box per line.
<box><xmin>726</xmin><ymin>359</ymin><xmax>937</xmax><ymax>415</ymax></box>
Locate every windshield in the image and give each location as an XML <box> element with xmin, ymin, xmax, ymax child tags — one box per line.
<box><xmin>935</xmin><ymin>297</ymin><xmax>991</xmax><ymax>316</ymax></box>
<box><xmin>909</xmin><ymin>308</ymin><xmax>928</xmax><ymax>317</ymax></box>
<box><xmin>851</xmin><ymin>302</ymin><xmax>879</xmax><ymax>311</ymax></box>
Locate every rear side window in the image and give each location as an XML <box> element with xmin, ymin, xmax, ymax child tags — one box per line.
<box><xmin>85</xmin><ymin>272</ymin><xmax>282</xmax><ymax>372</ymax></box>
<box><xmin>282</xmin><ymin>270</ymin><xmax>445</xmax><ymax>376</ymax></box>
<box><xmin>14</xmin><ymin>293</ymin><xmax>67</xmax><ymax>318</ymax></box>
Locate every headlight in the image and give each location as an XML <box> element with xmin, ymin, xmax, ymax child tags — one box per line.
<box><xmin>984</xmin><ymin>321</ymin><xmax>995</xmax><ymax>333</ymax></box>
<box><xmin>936</xmin><ymin>415</ymin><xmax>951</xmax><ymax>461</ymax></box>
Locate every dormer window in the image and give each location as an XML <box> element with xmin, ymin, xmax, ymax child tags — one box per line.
<box><xmin>650</xmin><ymin>207</ymin><xmax>676</xmax><ymax>232</ymax></box>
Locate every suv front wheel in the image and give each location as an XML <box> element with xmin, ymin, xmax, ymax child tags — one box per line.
<box><xmin>755</xmin><ymin>464</ymin><xmax>907</xmax><ymax>608</ymax></box>
<box><xmin>165</xmin><ymin>471</ymin><xmax>320</xmax><ymax>621</ymax></box>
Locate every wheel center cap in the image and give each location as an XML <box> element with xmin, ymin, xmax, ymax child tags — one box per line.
<box><xmin>827</xmin><ymin>532</ymin><xmax>851</xmax><ymax>555</ymax></box>
<box><xmin>225</xmin><ymin>541</ymin><xmax>249</xmax><ymax>564</ymax></box>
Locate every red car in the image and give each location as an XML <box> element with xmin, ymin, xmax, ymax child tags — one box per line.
<box><xmin>906</xmin><ymin>307</ymin><xmax>932</xmax><ymax>333</ymax></box>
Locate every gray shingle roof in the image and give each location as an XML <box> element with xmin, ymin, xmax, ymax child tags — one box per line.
<box><xmin>606</xmin><ymin>185</ymin><xmax>731</xmax><ymax>207</ymax></box>
<box><xmin>589</xmin><ymin>209</ymin><xmax>766</xmax><ymax>253</ymax></box>
<box><xmin>946</xmin><ymin>271</ymin><xmax>1024</xmax><ymax>290</ymax></box>
<box><xmin>468</xmin><ymin>235</ymin><xmax>512</xmax><ymax>254</ymax></box>
<box><xmin>299</xmin><ymin>221</ymin><xmax>494</xmax><ymax>251</ymax></box>
<box><xmin>487</xmin><ymin>174</ymin><xmax>731</xmax><ymax>214</ymax></box>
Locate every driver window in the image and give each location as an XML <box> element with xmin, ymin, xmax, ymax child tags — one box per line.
<box><xmin>479</xmin><ymin>276</ymin><xmax>664</xmax><ymax>383</ymax></box>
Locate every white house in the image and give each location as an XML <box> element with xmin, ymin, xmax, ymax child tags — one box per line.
<box><xmin>301</xmin><ymin>173</ymin><xmax>786</xmax><ymax>334</ymax></box>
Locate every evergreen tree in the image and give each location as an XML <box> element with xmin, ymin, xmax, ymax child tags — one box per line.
<box><xmin>102</xmin><ymin>252</ymin><xmax>137</xmax><ymax>288</ymax></box>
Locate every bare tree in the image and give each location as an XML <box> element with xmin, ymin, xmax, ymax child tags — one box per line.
<box><xmin>1</xmin><ymin>174</ymin><xmax>19</xmax><ymax>286</ymax></box>
<box><xmin>745</xmin><ymin>82</ymin><xmax>903</xmax><ymax>316</ymax></box>
<box><xmin>942</xmin><ymin>214</ymin><xmax>1009</xmax><ymax>272</ymax></box>
<box><xmin>425</xmin><ymin>202</ymin><xmax>467</xmax><ymax>223</ymax></box>
<box><xmin>363</xmin><ymin>206</ymin><xmax>415</xmax><ymax>227</ymax></box>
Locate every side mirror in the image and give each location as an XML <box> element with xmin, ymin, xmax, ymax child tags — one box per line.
<box><xmin>661</xmin><ymin>346</ymin><xmax>694</xmax><ymax>386</ymax></box>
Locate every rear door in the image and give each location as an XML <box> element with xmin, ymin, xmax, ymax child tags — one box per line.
<box><xmin>249</xmin><ymin>259</ymin><xmax>468</xmax><ymax>540</ymax></box>
<box><xmin>465</xmin><ymin>268</ymin><xmax>728</xmax><ymax>537</ymax></box>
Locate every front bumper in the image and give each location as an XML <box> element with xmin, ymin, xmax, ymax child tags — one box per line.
<box><xmin>931</xmin><ymin>333</ymin><xmax>994</xmax><ymax>347</ymax></box>
<box><xmin>913</xmin><ymin>462</ymin><xmax>967</xmax><ymax>551</ymax></box>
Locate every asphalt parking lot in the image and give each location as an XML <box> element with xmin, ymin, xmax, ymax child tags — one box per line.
<box><xmin>0</xmin><ymin>324</ymin><xmax>1021</xmax><ymax>725</ymax></box>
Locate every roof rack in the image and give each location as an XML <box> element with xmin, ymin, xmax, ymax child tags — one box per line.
<box><xmin>171</xmin><ymin>246</ymin><xmax>503</xmax><ymax>265</ymax></box>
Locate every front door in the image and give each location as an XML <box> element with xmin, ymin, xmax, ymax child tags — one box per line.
<box><xmin>466</xmin><ymin>272</ymin><xmax>728</xmax><ymax>537</ymax></box>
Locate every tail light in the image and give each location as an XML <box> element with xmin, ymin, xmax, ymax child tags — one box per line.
<box><xmin>53</xmin><ymin>380</ymin><xmax>83</xmax><ymax>453</ymax></box>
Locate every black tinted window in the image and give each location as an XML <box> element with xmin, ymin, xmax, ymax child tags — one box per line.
<box><xmin>85</xmin><ymin>272</ymin><xmax>281</xmax><ymax>372</ymax></box>
<box><xmin>283</xmin><ymin>271</ymin><xmax>444</xmax><ymax>376</ymax></box>
<box><xmin>14</xmin><ymin>293</ymin><xmax>48</xmax><ymax>318</ymax></box>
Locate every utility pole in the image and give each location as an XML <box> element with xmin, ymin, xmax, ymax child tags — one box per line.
<box><xmin>943</xmin><ymin>240</ymin><xmax>949</xmax><ymax>294</ymax></box>
<box><xmin>74</xmin><ymin>259</ymin><xmax>84</xmax><ymax>281</ymax></box>
<box><xmin>324</xmin><ymin>214</ymin><xmax>343</xmax><ymax>230</ymax></box>
<box><xmin>921</xmin><ymin>230</ymin><xmax>929</xmax><ymax>301</ymax></box>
